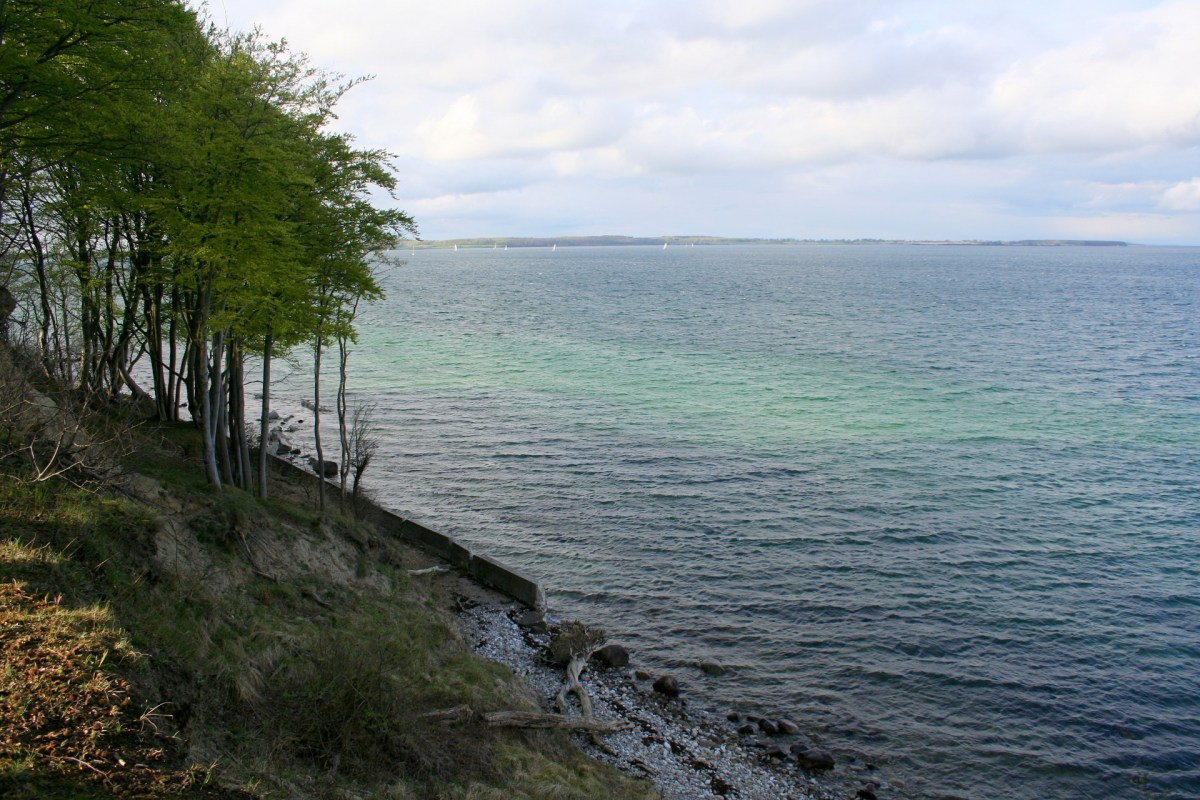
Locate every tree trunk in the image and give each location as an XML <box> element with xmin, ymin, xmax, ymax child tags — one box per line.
<box><xmin>196</xmin><ymin>334</ymin><xmax>221</xmax><ymax>488</ymax></box>
<box><xmin>212</xmin><ymin>329</ymin><xmax>232</xmax><ymax>485</ymax></box>
<box><xmin>258</xmin><ymin>333</ymin><xmax>273</xmax><ymax>499</ymax></box>
<box><xmin>336</xmin><ymin>329</ymin><xmax>351</xmax><ymax>507</ymax></box>
<box><xmin>313</xmin><ymin>333</ymin><xmax>326</xmax><ymax>512</ymax></box>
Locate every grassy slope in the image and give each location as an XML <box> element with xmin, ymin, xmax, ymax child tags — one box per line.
<box><xmin>0</xmin><ymin>413</ymin><xmax>655</xmax><ymax>800</ymax></box>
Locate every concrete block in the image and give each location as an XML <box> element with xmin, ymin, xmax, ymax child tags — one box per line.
<box><xmin>470</xmin><ymin>552</ymin><xmax>545</xmax><ymax>610</ymax></box>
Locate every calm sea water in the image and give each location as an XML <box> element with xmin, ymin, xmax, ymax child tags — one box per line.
<box><xmin>280</xmin><ymin>244</ymin><xmax>1200</xmax><ymax>799</ymax></box>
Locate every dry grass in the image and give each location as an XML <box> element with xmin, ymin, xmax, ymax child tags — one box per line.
<box><xmin>0</xmin><ymin>364</ymin><xmax>655</xmax><ymax>799</ymax></box>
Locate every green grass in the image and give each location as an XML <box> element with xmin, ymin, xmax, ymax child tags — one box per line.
<box><xmin>0</xmin><ymin>411</ymin><xmax>655</xmax><ymax>800</ymax></box>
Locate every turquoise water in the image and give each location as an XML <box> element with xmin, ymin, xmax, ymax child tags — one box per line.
<box><xmin>282</xmin><ymin>245</ymin><xmax>1199</xmax><ymax>798</ymax></box>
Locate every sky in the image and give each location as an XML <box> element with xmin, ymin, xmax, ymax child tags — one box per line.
<box><xmin>209</xmin><ymin>0</ymin><xmax>1200</xmax><ymax>244</ymax></box>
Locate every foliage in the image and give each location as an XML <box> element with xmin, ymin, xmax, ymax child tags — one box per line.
<box><xmin>2</xmin><ymin>0</ymin><xmax>417</xmax><ymax>497</ymax></box>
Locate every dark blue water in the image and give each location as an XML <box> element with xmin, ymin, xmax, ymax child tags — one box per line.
<box><xmin>285</xmin><ymin>245</ymin><xmax>1200</xmax><ymax>799</ymax></box>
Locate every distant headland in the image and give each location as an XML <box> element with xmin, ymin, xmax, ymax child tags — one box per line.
<box><xmin>407</xmin><ymin>236</ymin><xmax>1130</xmax><ymax>249</ymax></box>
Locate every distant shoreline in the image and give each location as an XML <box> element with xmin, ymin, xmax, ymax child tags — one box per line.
<box><xmin>406</xmin><ymin>235</ymin><xmax>1131</xmax><ymax>249</ymax></box>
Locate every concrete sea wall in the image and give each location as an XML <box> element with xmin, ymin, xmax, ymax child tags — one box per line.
<box><xmin>268</xmin><ymin>455</ymin><xmax>545</xmax><ymax>610</ymax></box>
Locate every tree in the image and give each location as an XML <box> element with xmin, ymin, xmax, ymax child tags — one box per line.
<box><xmin>1</xmin><ymin>3</ymin><xmax>418</xmax><ymax>499</ymax></box>
<box><xmin>296</xmin><ymin>130</ymin><xmax>414</xmax><ymax>510</ymax></box>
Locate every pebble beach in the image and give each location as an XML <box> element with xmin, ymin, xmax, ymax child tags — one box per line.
<box><xmin>459</xmin><ymin>601</ymin><xmax>892</xmax><ymax>800</ymax></box>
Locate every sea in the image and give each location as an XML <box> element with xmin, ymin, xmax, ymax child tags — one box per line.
<box><xmin>274</xmin><ymin>244</ymin><xmax>1200</xmax><ymax>800</ymax></box>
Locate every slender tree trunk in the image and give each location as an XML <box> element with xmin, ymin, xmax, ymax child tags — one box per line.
<box><xmin>229</xmin><ymin>341</ymin><xmax>252</xmax><ymax>490</ymax></box>
<box><xmin>21</xmin><ymin>185</ymin><xmax>56</xmax><ymax>374</ymax></box>
<box><xmin>192</xmin><ymin>284</ymin><xmax>221</xmax><ymax>488</ymax></box>
<box><xmin>168</xmin><ymin>289</ymin><xmax>182</xmax><ymax>421</ymax></box>
<box><xmin>211</xmin><ymin>329</ymin><xmax>233</xmax><ymax>485</ymax></box>
<box><xmin>196</xmin><ymin>335</ymin><xmax>221</xmax><ymax>487</ymax></box>
<box><xmin>313</xmin><ymin>332</ymin><xmax>326</xmax><ymax>512</ymax></box>
<box><xmin>258</xmin><ymin>333</ymin><xmax>273</xmax><ymax>499</ymax></box>
<box><xmin>143</xmin><ymin>282</ymin><xmax>169</xmax><ymax>419</ymax></box>
<box><xmin>337</xmin><ymin>329</ymin><xmax>351</xmax><ymax>507</ymax></box>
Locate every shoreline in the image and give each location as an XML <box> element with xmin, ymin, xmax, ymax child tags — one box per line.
<box><xmin>270</xmin><ymin>409</ymin><xmax>899</xmax><ymax>800</ymax></box>
<box><xmin>458</xmin><ymin>600</ymin><xmax>890</xmax><ymax>800</ymax></box>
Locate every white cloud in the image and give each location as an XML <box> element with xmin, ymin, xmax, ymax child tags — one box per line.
<box><xmin>213</xmin><ymin>0</ymin><xmax>1200</xmax><ymax>242</ymax></box>
<box><xmin>1159</xmin><ymin>177</ymin><xmax>1200</xmax><ymax>211</ymax></box>
<box><xmin>990</xmin><ymin>0</ymin><xmax>1200</xmax><ymax>153</ymax></box>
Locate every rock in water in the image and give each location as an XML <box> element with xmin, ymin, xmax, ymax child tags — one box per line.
<box><xmin>593</xmin><ymin>643</ymin><xmax>630</xmax><ymax>668</ymax></box>
<box><xmin>653</xmin><ymin>675</ymin><xmax>680</xmax><ymax>697</ymax></box>
<box><xmin>791</xmin><ymin>745</ymin><xmax>835</xmax><ymax>771</ymax></box>
<box><xmin>777</xmin><ymin>718</ymin><xmax>801</xmax><ymax>735</ymax></box>
<box><xmin>699</xmin><ymin>659</ymin><xmax>727</xmax><ymax>676</ymax></box>
<box><xmin>307</xmin><ymin>456</ymin><xmax>338</xmax><ymax>477</ymax></box>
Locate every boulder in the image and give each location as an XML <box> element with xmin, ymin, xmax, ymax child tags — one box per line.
<box><xmin>652</xmin><ymin>675</ymin><xmax>680</xmax><ymax>697</ymax></box>
<box><xmin>777</xmin><ymin>718</ymin><xmax>801</xmax><ymax>735</ymax></box>
<box><xmin>307</xmin><ymin>456</ymin><xmax>338</xmax><ymax>477</ymax></box>
<box><xmin>757</xmin><ymin>718</ymin><xmax>779</xmax><ymax>736</ymax></box>
<box><xmin>267</xmin><ymin>409</ymin><xmax>280</xmax><ymax>421</ymax></box>
<box><xmin>791</xmin><ymin>745</ymin><xmax>835</xmax><ymax>771</ymax></box>
<box><xmin>514</xmin><ymin>609</ymin><xmax>549</xmax><ymax>632</ymax></box>
<box><xmin>593</xmin><ymin>643</ymin><xmax>630</xmax><ymax>668</ymax></box>
<box><xmin>762</xmin><ymin>745</ymin><xmax>790</xmax><ymax>762</ymax></box>
<box><xmin>737</xmin><ymin>724</ymin><xmax>757</xmax><ymax>736</ymax></box>
<box><xmin>634</xmin><ymin>669</ymin><xmax>653</xmax><ymax>681</ymax></box>
<box><xmin>698</xmin><ymin>659</ymin><xmax>727</xmax><ymax>676</ymax></box>
<box><xmin>726</xmin><ymin>711</ymin><xmax>741</xmax><ymax>722</ymax></box>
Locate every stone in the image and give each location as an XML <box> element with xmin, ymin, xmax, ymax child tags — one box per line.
<box><xmin>777</xmin><ymin>718</ymin><xmax>801</xmax><ymax>735</ymax></box>
<box><xmin>791</xmin><ymin>745</ymin><xmax>835</xmax><ymax>771</ymax></box>
<box><xmin>737</xmin><ymin>724</ymin><xmax>757</xmax><ymax>736</ymax></box>
<box><xmin>762</xmin><ymin>745</ymin><xmax>790</xmax><ymax>762</ymax></box>
<box><xmin>514</xmin><ymin>610</ymin><xmax>549</xmax><ymax>633</ymax></box>
<box><xmin>757</xmin><ymin>718</ymin><xmax>779</xmax><ymax>736</ymax></box>
<box><xmin>593</xmin><ymin>643</ymin><xmax>630</xmax><ymax>668</ymax></box>
<box><xmin>267</xmin><ymin>409</ymin><xmax>279</xmax><ymax>421</ymax></box>
<box><xmin>726</xmin><ymin>711</ymin><xmax>741</xmax><ymax>722</ymax></box>
<box><xmin>634</xmin><ymin>669</ymin><xmax>653</xmax><ymax>681</ymax></box>
<box><xmin>652</xmin><ymin>675</ymin><xmax>680</xmax><ymax>697</ymax></box>
<box><xmin>698</xmin><ymin>659</ymin><xmax>727</xmax><ymax>676</ymax></box>
<box><xmin>307</xmin><ymin>456</ymin><xmax>338</xmax><ymax>477</ymax></box>
<box><xmin>857</xmin><ymin>784</ymin><xmax>879</xmax><ymax>800</ymax></box>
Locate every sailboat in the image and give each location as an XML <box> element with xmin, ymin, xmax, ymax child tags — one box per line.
<box><xmin>454</xmin><ymin>243</ymin><xmax>458</xmax><ymax>252</ymax></box>
<box><xmin>662</xmin><ymin>241</ymin><xmax>668</xmax><ymax>250</ymax></box>
<box><xmin>552</xmin><ymin>243</ymin><xmax>557</xmax><ymax>252</ymax></box>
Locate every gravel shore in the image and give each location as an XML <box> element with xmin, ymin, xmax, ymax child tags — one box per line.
<box><xmin>459</xmin><ymin>601</ymin><xmax>865</xmax><ymax>800</ymax></box>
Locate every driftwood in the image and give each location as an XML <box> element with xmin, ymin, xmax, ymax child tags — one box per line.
<box><xmin>419</xmin><ymin>705</ymin><xmax>629</xmax><ymax>733</ymax></box>
<box><xmin>406</xmin><ymin>565</ymin><xmax>448</xmax><ymax>576</ymax></box>
<box><xmin>421</xmin><ymin>621</ymin><xmax>625</xmax><ymax>741</ymax></box>
<box><xmin>556</xmin><ymin>654</ymin><xmax>593</xmax><ymax>718</ymax></box>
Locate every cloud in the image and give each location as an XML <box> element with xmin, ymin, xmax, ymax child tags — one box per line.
<box><xmin>217</xmin><ymin>0</ymin><xmax>1200</xmax><ymax>242</ymax></box>
<box><xmin>990</xmin><ymin>0</ymin><xmax>1200</xmax><ymax>153</ymax></box>
<box><xmin>1160</xmin><ymin>178</ymin><xmax>1200</xmax><ymax>211</ymax></box>
<box><xmin>417</xmin><ymin>89</ymin><xmax>628</xmax><ymax>161</ymax></box>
